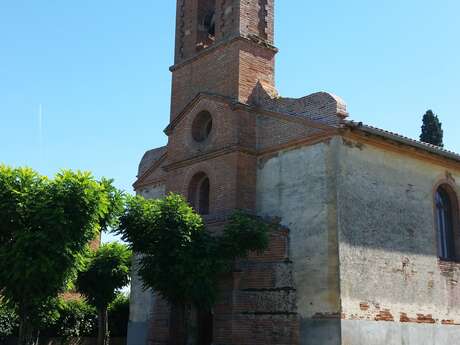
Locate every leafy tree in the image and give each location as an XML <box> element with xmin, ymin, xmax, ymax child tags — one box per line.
<box><xmin>76</xmin><ymin>243</ymin><xmax>132</xmax><ymax>345</ymax></box>
<box><xmin>0</xmin><ymin>166</ymin><xmax>111</xmax><ymax>345</ymax></box>
<box><xmin>420</xmin><ymin>109</ymin><xmax>444</xmax><ymax>147</ymax></box>
<box><xmin>98</xmin><ymin>178</ymin><xmax>125</xmax><ymax>233</ymax></box>
<box><xmin>116</xmin><ymin>193</ymin><xmax>270</xmax><ymax>344</ymax></box>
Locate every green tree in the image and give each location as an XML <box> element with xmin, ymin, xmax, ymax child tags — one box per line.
<box><xmin>98</xmin><ymin>178</ymin><xmax>125</xmax><ymax>233</ymax></box>
<box><xmin>0</xmin><ymin>166</ymin><xmax>111</xmax><ymax>345</ymax></box>
<box><xmin>420</xmin><ymin>109</ymin><xmax>444</xmax><ymax>147</ymax></box>
<box><xmin>76</xmin><ymin>243</ymin><xmax>132</xmax><ymax>345</ymax></box>
<box><xmin>116</xmin><ymin>193</ymin><xmax>270</xmax><ymax>344</ymax></box>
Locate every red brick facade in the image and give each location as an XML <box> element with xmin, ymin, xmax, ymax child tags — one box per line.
<box><xmin>133</xmin><ymin>1</ymin><xmax>348</xmax><ymax>344</ymax></box>
<box><xmin>147</xmin><ymin>227</ymin><xmax>298</xmax><ymax>345</ymax></box>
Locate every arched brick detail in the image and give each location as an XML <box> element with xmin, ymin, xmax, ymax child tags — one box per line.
<box><xmin>187</xmin><ymin>172</ymin><xmax>211</xmax><ymax>215</ymax></box>
<box><xmin>181</xmin><ymin>162</ymin><xmax>217</xmax><ymax>214</ymax></box>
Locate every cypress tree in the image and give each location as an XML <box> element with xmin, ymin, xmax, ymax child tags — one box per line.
<box><xmin>420</xmin><ymin>110</ymin><xmax>444</xmax><ymax>147</ymax></box>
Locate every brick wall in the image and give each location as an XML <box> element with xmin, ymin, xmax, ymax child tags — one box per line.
<box><xmin>238</xmin><ymin>0</ymin><xmax>274</xmax><ymax>44</ymax></box>
<box><xmin>171</xmin><ymin>43</ymin><xmax>240</xmax><ymax>120</ymax></box>
<box><xmin>146</xmin><ymin>226</ymin><xmax>299</xmax><ymax>345</ymax></box>
<box><xmin>256</xmin><ymin>114</ymin><xmax>323</xmax><ymax>151</ymax></box>
<box><xmin>165</xmin><ymin>151</ymin><xmax>256</xmax><ymax>214</ymax></box>
<box><xmin>170</xmin><ymin>38</ymin><xmax>276</xmax><ymax>121</ymax></box>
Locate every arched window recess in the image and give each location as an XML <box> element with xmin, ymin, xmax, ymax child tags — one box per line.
<box><xmin>435</xmin><ymin>184</ymin><xmax>459</xmax><ymax>261</ymax></box>
<box><xmin>188</xmin><ymin>172</ymin><xmax>210</xmax><ymax>215</ymax></box>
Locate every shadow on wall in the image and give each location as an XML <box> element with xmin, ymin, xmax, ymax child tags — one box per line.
<box><xmin>338</xmin><ymin>170</ymin><xmax>460</xmax><ymax>256</ymax></box>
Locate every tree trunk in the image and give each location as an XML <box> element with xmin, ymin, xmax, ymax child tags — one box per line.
<box><xmin>97</xmin><ymin>307</ymin><xmax>109</xmax><ymax>345</ymax></box>
<box><xmin>18</xmin><ymin>308</ymin><xmax>38</xmax><ymax>345</ymax></box>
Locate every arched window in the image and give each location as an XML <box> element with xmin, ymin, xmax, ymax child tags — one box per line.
<box><xmin>188</xmin><ymin>172</ymin><xmax>210</xmax><ymax>215</ymax></box>
<box><xmin>196</xmin><ymin>0</ymin><xmax>216</xmax><ymax>50</ymax></box>
<box><xmin>435</xmin><ymin>185</ymin><xmax>458</xmax><ymax>261</ymax></box>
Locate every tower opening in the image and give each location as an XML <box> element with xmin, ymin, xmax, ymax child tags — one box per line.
<box><xmin>196</xmin><ymin>0</ymin><xmax>216</xmax><ymax>51</ymax></box>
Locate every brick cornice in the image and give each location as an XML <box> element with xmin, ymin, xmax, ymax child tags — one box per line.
<box><xmin>170</xmin><ymin>34</ymin><xmax>278</xmax><ymax>73</ymax></box>
<box><xmin>164</xmin><ymin>131</ymin><xmax>339</xmax><ymax>174</ymax></box>
<box><xmin>164</xmin><ymin>145</ymin><xmax>257</xmax><ymax>172</ymax></box>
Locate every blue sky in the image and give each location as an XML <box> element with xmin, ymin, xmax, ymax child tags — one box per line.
<box><xmin>1</xmin><ymin>1</ymin><xmax>459</xmax><ymax>207</ymax></box>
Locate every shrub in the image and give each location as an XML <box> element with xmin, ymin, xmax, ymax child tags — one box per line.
<box><xmin>58</xmin><ymin>299</ymin><xmax>98</xmax><ymax>338</ymax></box>
<box><xmin>0</xmin><ymin>301</ymin><xmax>19</xmax><ymax>340</ymax></box>
<box><xmin>41</xmin><ymin>298</ymin><xmax>97</xmax><ymax>338</ymax></box>
<box><xmin>0</xmin><ymin>297</ymin><xmax>101</xmax><ymax>340</ymax></box>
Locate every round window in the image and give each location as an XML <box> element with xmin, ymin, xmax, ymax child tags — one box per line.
<box><xmin>192</xmin><ymin>111</ymin><xmax>213</xmax><ymax>142</ymax></box>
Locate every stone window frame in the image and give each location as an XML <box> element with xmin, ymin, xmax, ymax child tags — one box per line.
<box><xmin>433</xmin><ymin>178</ymin><xmax>460</xmax><ymax>262</ymax></box>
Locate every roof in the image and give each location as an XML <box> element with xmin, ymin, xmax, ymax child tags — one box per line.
<box><xmin>138</xmin><ymin>146</ymin><xmax>167</xmax><ymax>177</ymax></box>
<box><xmin>345</xmin><ymin>120</ymin><xmax>460</xmax><ymax>164</ymax></box>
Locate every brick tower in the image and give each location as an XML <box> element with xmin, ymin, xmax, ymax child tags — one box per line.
<box><xmin>160</xmin><ymin>3</ymin><xmax>297</xmax><ymax>341</ymax></box>
<box><xmin>165</xmin><ymin>0</ymin><xmax>278</xmax><ymax>218</ymax></box>
<box><xmin>170</xmin><ymin>0</ymin><xmax>277</xmax><ymax>119</ymax></box>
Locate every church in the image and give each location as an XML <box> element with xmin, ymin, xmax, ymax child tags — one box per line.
<box><xmin>128</xmin><ymin>1</ymin><xmax>460</xmax><ymax>344</ymax></box>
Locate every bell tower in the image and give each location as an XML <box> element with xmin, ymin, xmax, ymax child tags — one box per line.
<box><xmin>170</xmin><ymin>0</ymin><xmax>277</xmax><ymax>120</ymax></box>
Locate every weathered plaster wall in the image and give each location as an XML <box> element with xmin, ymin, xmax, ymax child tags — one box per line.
<box><xmin>256</xmin><ymin>139</ymin><xmax>342</xmax><ymax>345</ymax></box>
<box><xmin>127</xmin><ymin>185</ymin><xmax>165</xmax><ymax>345</ymax></box>
<box><xmin>337</xmin><ymin>138</ymin><xmax>460</xmax><ymax>345</ymax></box>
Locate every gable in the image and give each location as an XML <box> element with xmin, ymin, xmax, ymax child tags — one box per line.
<box><xmin>166</xmin><ymin>95</ymin><xmax>244</xmax><ymax>165</ymax></box>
